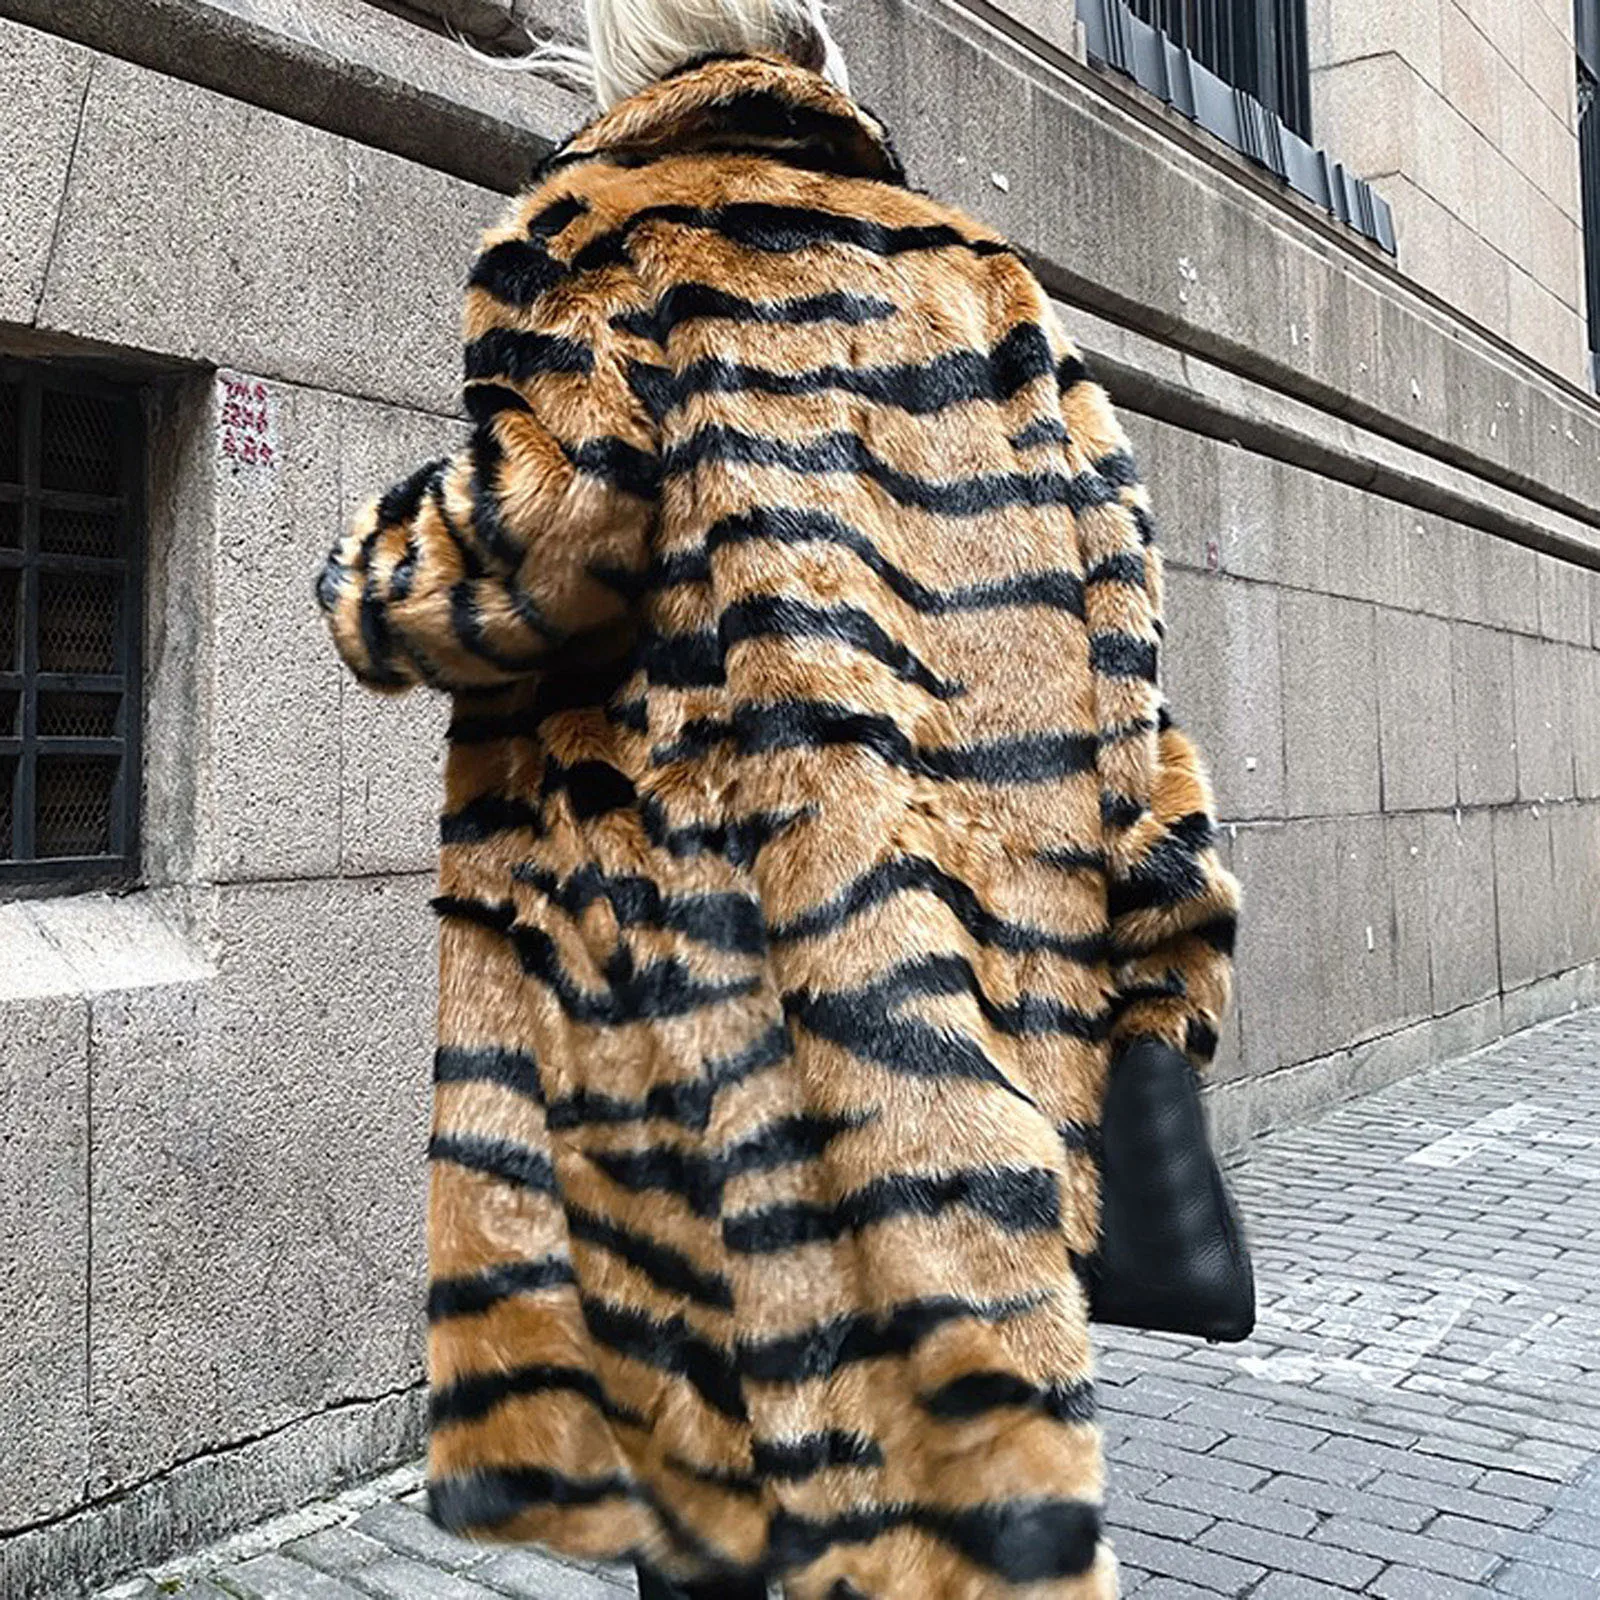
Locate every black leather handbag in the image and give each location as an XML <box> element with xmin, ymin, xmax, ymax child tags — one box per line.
<box><xmin>1085</xmin><ymin>1035</ymin><xmax>1256</xmax><ymax>1342</ymax></box>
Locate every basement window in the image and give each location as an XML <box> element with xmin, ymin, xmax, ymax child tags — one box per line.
<box><xmin>1077</xmin><ymin>0</ymin><xmax>1396</xmax><ymax>253</ymax></box>
<box><xmin>0</xmin><ymin>363</ymin><xmax>143</xmax><ymax>893</ymax></box>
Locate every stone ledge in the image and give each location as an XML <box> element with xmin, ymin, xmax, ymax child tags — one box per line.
<box><xmin>1064</xmin><ymin>301</ymin><xmax>1600</xmax><ymax>573</ymax></box>
<box><xmin>0</xmin><ymin>891</ymin><xmax>213</xmax><ymax>1004</ymax></box>
<box><xmin>0</xmin><ymin>0</ymin><xmax>585</xmax><ymax>193</ymax></box>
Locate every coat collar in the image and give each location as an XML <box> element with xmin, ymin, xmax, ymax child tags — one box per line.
<box><xmin>542</xmin><ymin>52</ymin><xmax>907</xmax><ymax>186</ymax></box>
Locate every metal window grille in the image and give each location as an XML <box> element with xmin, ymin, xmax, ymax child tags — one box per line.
<box><xmin>0</xmin><ymin>363</ymin><xmax>143</xmax><ymax>891</ymax></box>
<box><xmin>1078</xmin><ymin>0</ymin><xmax>1394</xmax><ymax>252</ymax></box>
<box><xmin>1126</xmin><ymin>0</ymin><xmax>1311</xmax><ymax>138</ymax></box>
<box><xmin>1579</xmin><ymin>0</ymin><xmax>1600</xmax><ymax>388</ymax></box>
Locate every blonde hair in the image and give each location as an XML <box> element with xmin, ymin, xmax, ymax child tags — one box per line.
<box><xmin>457</xmin><ymin>0</ymin><xmax>848</xmax><ymax>109</ymax></box>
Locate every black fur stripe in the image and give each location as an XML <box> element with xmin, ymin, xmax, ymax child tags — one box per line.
<box><xmin>566</xmin><ymin>1204</ymin><xmax>734</xmax><ymax>1309</ymax></box>
<box><xmin>629</xmin><ymin>320</ymin><xmax>1054</xmax><ymax>419</ymax></box>
<box><xmin>613</xmin><ymin>283</ymin><xmax>898</xmax><ymax>343</ymax></box>
<box><xmin>545</xmin><ymin>1025</ymin><xmax>790</xmax><ymax>1133</ymax></box>
<box><xmin>510</xmin><ymin>862</ymin><xmax>766</xmax><ymax>955</ymax></box>
<box><xmin>431</xmin><ymin>894</ymin><xmax>761</xmax><ymax>1022</ymax></box>
<box><xmin>1106</xmin><ymin>811</ymin><xmax>1217</xmax><ymax>918</ymax></box>
<box><xmin>439</xmin><ymin>793</ymin><xmax>545</xmax><ymax>845</ymax></box>
<box><xmin>769</xmin><ymin>854</ymin><xmax>1105</xmax><ymax>961</ymax></box>
<box><xmin>723</xmin><ymin>1166</ymin><xmax>1063</xmax><ymax>1254</ymax></box>
<box><xmin>1088</xmin><ymin>630</ymin><xmax>1159</xmax><ymax>681</ymax></box>
<box><xmin>375</xmin><ymin>457</ymin><xmax>450</xmax><ymax>528</ymax></box>
<box><xmin>662</xmin><ymin>425</ymin><xmax>1114</xmax><ymax>517</ymax></box>
<box><xmin>583</xmin><ymin>1111</ymin><xmax>864</xmax><ymax>1218</ymax></box>
<box><xmin>433</xmin><ymin>1043</ymin><xmax>543</xmax><ymax>1099</ymax></box>
<box><xmin>571</xmin><ymin>202</ymin><xmax>1010</xmax><ymax>274</ymax></box>
<box><xmin>753</xmin><ymin>1431</ymin><xmax>884</xmax><ymax>1479</ymax></box>
<box><xmin>464</xmin><ymin>327</ymin><xmax>594</xmax><ymax>383</ymax></box>
<box><xmin>1037</xmin><ymin>842</ymin><xmax>1106</xmax><ymax>873</ymax></box>
<box><xmin>580</xmin><ymin>1297</ymin><xmax>747</xmax><ymax>1419</ymax></box>
<box><xmin>920</xmin><ymin>1370</ymin><xmax>1097</xmax><ymax>1425</ymax></box>
<box><xmin>562</xmin><ymin>435</ymin><xmax>662</xmax><ymax>498</ymax></box>
<box><xmin>1010</xmin><ymin>415</ymin><xmax>1069</xmax><ymax>449</ymax></box>
<box><xmin>427</xmin><ymin>1256</ymin><xmax>574</xmax><ymax>1322</ymax></box>
<box><xmin>603</xmin><ymin>506</ymin><xmax>1086</xmax><ymax>620</ymax></box>
<box><xmin>429</xmin><ymin>1132</ymin><xmax>557</xmax><ymax>1193</ymax></box>
<box><xmin>1086</xmin><ymin>548</ymin><xmax>1148</xmax><ymax>587</ymax></box>
<box><xmin>431</xmin><ymin>1359</ymin><xmax>645</xmax><ymax>1429</ymax></box>
<box><xmin>653</xmin><ymin>701</ymin><xmax>1096</xmax><ymax>787</ymax></box>
<box><xmin>767</xmin><ymin>1497</ymin><xmax>1101</xmax><ymax>1582</ymax></box>
<box><xmin>717</xmin><ymin>596</ymin><xmax>964</xmax><ymax>699</ymax></box>
<box><xmin>738</xmin><ymin>1292</ymin><xmax>1044</xmax><ymax>1385</ymax></box>
<box><xmin>467</xmin><ymin>237</ymin><xmax>566</xmax><ymax>306</ymax></box>
<box><xmin>427</xmin><ymin>1465</ymin><xmax>640</xmax><ymax>1532</ymax></box>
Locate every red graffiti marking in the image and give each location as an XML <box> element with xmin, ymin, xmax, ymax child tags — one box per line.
<box><xmin>218</xmin><ymin>373</ymin><xmax>277</xmax><ymax>468</ymax></box>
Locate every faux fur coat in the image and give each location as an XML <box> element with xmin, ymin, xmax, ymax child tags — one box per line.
<box><xmin>318</xmin><ymin>50</ymin><xmax>1239</xmax><ymax>1599</ymax></box>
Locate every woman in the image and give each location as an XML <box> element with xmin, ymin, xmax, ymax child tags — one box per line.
<box><xmin>317</xmin><ymin>0</ymin><xmax>1240</xmax><ymax>1594</ymax></box>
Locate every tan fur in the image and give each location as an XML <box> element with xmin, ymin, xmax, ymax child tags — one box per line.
<box><xmin>319</xmin><ymin>50</ymin><xmax>1240</xmax><ymax>1598</ymax></box>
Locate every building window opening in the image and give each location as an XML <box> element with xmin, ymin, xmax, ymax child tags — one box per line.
<box><xmin>0</xmin><ymin>363</ymin><xmax>143</xmax><ymax>892</ymax></box>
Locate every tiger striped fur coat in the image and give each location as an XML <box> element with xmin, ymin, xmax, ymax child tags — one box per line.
<box><xmin>318</xmin><ymin>49</ymin><xmax>1240</xmax><ymax>1599</ymax></box>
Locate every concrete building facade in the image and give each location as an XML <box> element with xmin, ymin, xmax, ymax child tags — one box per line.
<box><xmin>0</xmin><ymin>0</ymin><xmax>1596</xmax><ymax>1593</ymax></box>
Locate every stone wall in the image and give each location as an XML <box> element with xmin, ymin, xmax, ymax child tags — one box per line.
<box><xmin>0</xmin><ymin>0</ymin><xmax>1597</xmax><ymax>1592</ymax></box>
<box><xmin>1310</xmin><ymin>0</ymin><xmax>1591</xmax><ymax>386</ymax></box>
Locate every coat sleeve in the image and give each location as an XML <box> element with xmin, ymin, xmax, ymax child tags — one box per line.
<box><xmin>317</xmin><ymin>185</ymin><xmax>658</xmax><ymax>693</ymax></box>
<box><xmin>1054</xmin><ymin>327</ymin><xmax>1242</xmax><ymax>1073</ymax></box>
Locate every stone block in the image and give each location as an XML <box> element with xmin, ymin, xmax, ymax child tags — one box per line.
<box><xmin>1507</xmin><ymin>265</ymin><xmax>1584</xmax><ymax>390</ymax></box>
<box><xmin>1213</xmin><ymin>448</ymin><xmax>1315</xmax><ymax>592</ymax></box>
<box><xmin>1229</xmin><ymin>822</ymin><xmax>1320</xmax><ymax>1078</ymax></box>
<box><xmin>1163</xmin><ymin>569</ymin><xmax>1284</xmax><ymax>821</ymax></box>
<box><xmin>1308</xmin><ymin>53</ymin><xmax>1419</xmax><ymax>171</ymax></box>
<box><xmin>1310</xmin><ymin>4</ymin><xmax>1444</xmax><ymax>85</ymax></box>
<box><xmin>1325</xmin><ymin>813</ymin><xmax>1423</xmax><ymax>1047</ymax></box>
<box><xmin>1572</xmin><ymin>648</ymin><xmax>1600</xmax><ymax>801</ymax></box>
<box><xmin>338</xmin><ymin>137</ymin><xmax>503</xmax><ymax>414</ymax></box>
<box><xmin>1521</xmin><ymin>6</ymin><xmax>1577</xmax><ymax>121</ymax></box>
<box><xmin>1230</xmin><ymin>816</ymin><xmax>1411</xmax><ymax>1074</ymax></box>
<box><xmin>1420</xmin><ymin>808</ymin><xmax>1499</xmax><ymax>1013</ymax></box>
<box><xmin>1511</xmin><ymin>633</ymin><xmax>1575</xmax><ymax>801</ymax></box>
<box><xmin>1376</xmin><ymin>608</ymin><xmax>1456</xmax><ymax>811</ymax></box>
<box><xmin>1385</xmin><ymin>812</ymin><xmax>1434</xmax><ymax>1028</ymax></box>
<box><xmin>1443</xmin><ymin>1</ymin><xmax>1506</xmax><ymax>147</ymax></box>
<box><xmin>209</xmin><ymin>376</ymin><xmax>346</xmax><ymax>882</ymax></box>
<box><xmin>335</xmin><ymin>397</ymin><xmax>461</xmax><ymax>876</ymax></box>
<box><xmin>1407</xmin><ymin>511</ymin><xmax>1485</xmax><ymax>625</ymax></box>
<box><xmin>1536</xmin><ymin>552</ymin><xmax>1593</xmax><ymax>644</ymax></box>
<box><xmin>0</xmin><ymin>993</ymin><xmax>88</xmax><ymax>1525</ymax></box>
<box><xmin>1280</xmin><ymin>591</ymin><xmax>1381</xmax><ymax>818</ymax></box>
<box><xmin>86</xmin><ymin>877</ymin><xmax>434</xmax><ymax>1494</ymax></box>
<box><xmin>1492</xmin><ymin>804</ymin><xmax>1559</xmax><ymax>990</ymax></box>
<box><xmin>1451</xmin><ymin>624</ymin><xmax>1517</xmax><ymax>806</ymax></box>
<box><xmin>1334</xmin><ymin>492</ymin><xmax>1414</xmax><ymax>614</ymax></box>
<box><xmin>0</xmin><ymin>21</ymin><xmax>94</xmax><ymax>325</ymax></box>
<box><xmin>1209</xmin><ymin>824</ymin><xmax>1246</xmax><ymax>1082</ymax></box>
<box><xmin>1479</xmin><ymin>534</ymin><xmax>1541</xmax><ymax>635</ymax></box>
<box><xmin>1119</xmin><ymin>412</ymin><xmax>1220</xmax><ymax>575</ymax></box>
<box><xmin>1548</xmin><ymin>802</ymin><xmax>1600</xmax><ymax>975</ymax></box>
<box><xmin>1405</xmin><ymin>93</ymin><xmax>1478</xmax><ymax>242</ymax></box>
<box><xmin>35</xmin><ymin>54</ymin><xmax>497</xmax><ymax>414</ymax></box>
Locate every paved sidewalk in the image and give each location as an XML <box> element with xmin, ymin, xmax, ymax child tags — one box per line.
<box><xmin>100</xmin><ymin>1007</ymin><xmax>1600</xmax><ymax>1599</ymax></box>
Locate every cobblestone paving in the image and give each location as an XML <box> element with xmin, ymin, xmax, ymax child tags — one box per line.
<box><xmin>99</xmin><ymin>1007</ymin><xmax>1600</xmax><ymax>1599</ymax></box>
